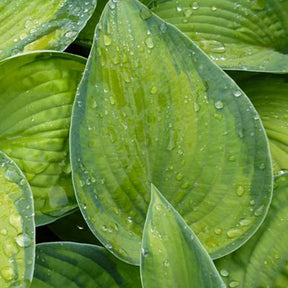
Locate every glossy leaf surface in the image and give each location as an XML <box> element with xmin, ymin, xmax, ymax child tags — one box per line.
<box><xmin>31</xmin><ymin>242</ymin><xmax>141</xmax><ymax>288</ymax></box>
<box><xmin>229</xmin><ymin>72</ymin><xmax>288</xmax><ymax>175</ymax></box>
<box><xmin>71</xmin><ymin>0</ymin><xmax>272</xmax><ymax>264</ymax></box>
<box><xmin>150</xmin><ymin>0</ymin><xmax>288</xmax><ymax>72</ymax></box>
<box><xmin>141</xmin><ymin>185</ymin><xmax>225</xmax><ymax>288</ymax></box>
<box><xmin>0</xmin><ymin>0</ymin><xmax>96</xmax><ymax>61</ymax></box>
<box><xmin>0</xmin><ymin>151</ymin><xmax>35</xmax><ymax>287</ymax></box>
<box><xmin>215</xmin><ymin>173</ymin><xmax>288</xmax><ymax>287</ymax></box>
<box><xmin>0</xmin><ymin>51</ymin><xmax>85</xmax><ymax>226</ymax></box>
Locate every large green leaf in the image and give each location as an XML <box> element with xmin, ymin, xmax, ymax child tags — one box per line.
<box><xmin>215</xmin><ymin>173</ymin><xmax>288</xmax><ymax>287</ymax></box>
<box><xmin>141</xmin><ymin>185</ymin><xmax>225</xmax><ymax>288</ymax></box>
<box><xmin>31</xmin><ymin>242</ymin><xmax>141</xmax><ymax>288</ymax></box>
<box><xmin>228</xmin><ymin>72</ymin><xmax>288</xmax><ymax>175</ymax></box>
<box><xmin>0</xmin><ymin>51</ymin><xmax>85</xmax><ymax>226</ymax></box>
<box><xmin>0</xmin><ymin>151</ymin><xmax>35</xmax><ymax>287</ymax></box>
<box><xmin>0</xmin><ymin>0</ymin><xmax>96</xmax><ymax>61</ymax></box>
<box><xmin>149</xmin><ymin>0</ymin><xmax>288</xmax><ymax>72</ymax></box>
<box><xmin>70</xmin><ymin>0</ymin><xmax>272</xmax><ymax>264</ymax></box>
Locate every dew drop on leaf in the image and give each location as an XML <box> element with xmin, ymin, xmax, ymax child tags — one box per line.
<box><xmin>1</xmin><ymin>266</ymin><xmax>15</xmax><ymax>281</ymax></box>
<box><xmin>215</xmin><ymin>100</ymin><xmax>224</xmax><ymax>109</ymax></box>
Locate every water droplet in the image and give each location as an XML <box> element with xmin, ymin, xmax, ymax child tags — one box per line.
<box><xmin>259</xmin><ymin>163</ymin><xmax>265</xmax><ymax>170</ymax></box>
<box><xmin>1</xmin><ymin>266</ymin><xmax>15</xmax><ymax>281</ymax></box>
<box><xmin>192</xmin><ymin>2</ymin><xmax>199</xmax><ymax>9</ymax></box>
<box><xmin>141</xmin><ymin>247</ymin><xmax>149</xmax><ymax>257</ymax></box>
<box><xmin>274</xmin><ymin>253</ymin><xmax>280</xmax><ymax>259</ymax></box>
<box><xmin>176</xmin><ymin>6</ymin><xmax>182</xmax><ymax>12</ymax></box>
<box><xmin>15</xmin><ymin>233</ymin><xmax>32</xmax><ymax>247</ymax></box>
<box><xmin>215</xmin><ymin>100</ymin><xmax>224</xmax><ymax>109</ymax></box>
<box><xmin>145</xmin><ymin>36</ymin><xmax>154</xmax><ymax>49</ymax></box>
<box><xmin>228</xmin><ymin>155</ymin><xmax>236</xmax><ymax>162</ymax></box>
<box><xmin>254</xmin><ymin>205</ymin><xmax>265</xmax><ymax>216</ymax></box>
<box><xmin>3</xmin><ymin>240</ymin><xmax>19</xmax><ymax>257</ymax></box>
<box><xmin>105</xmin><ymin>243</ymin><xmax>112</xmax><ymax>249</ymax></box>
<box><xmin>109</xmin><ymin>1</ymin><xmax>116</xmax><ymax>9</ymax></box>
<box><xmin>127</xmin><ymin>216</ymin><xmax>133</xmax><ymax>223</ymax></box>
<box><xmin>9</xmin><ymin>214</ymin><xmax>22</xmax><ymax>233</ymax></box>
<box><xmin>211</xmin><ymin>5</ymin><xmax>217</xmax><ymax>11</ymax></box>
<box><xmin>227</xmin><ymin>228</ymin><xmax>242</xmax><ymax>238</ymax></box>
<box><xmin>233</xmin><ymin>90</ymin><xmax>242</xmax><ymax>97</ymax></box>
<box><xmin>236</xmin><ymin>185</ymin><xmax>245</xmax><ymax>196</ymax></box>
<box><xmin>214</xmin><ymin>228</ymin><xmax>222</xmax><ymax>235</ymax></box>
<box><xmin>150</xmin><ymin>86</ymin><xmax>158</xmax><ymax>94</ymax></box>
<box><xmin>0</xmin><ymin>228</ymin><xmax>7</xmax><ymax>236</ymax></box>
<box><xmin>239</xmin><ymin>218</ymin><xmax>252</xmax><ymax>226</ymax></box>
<box><xmin>160</xmin><ymin>23</ymin><xmax>168</xmax><ymax>33</ymax></box>
<box><xmin>140</xmin><ymin>7</ymin><xmax>152</xmax><ymax>20</ymax></box>
<box><xmin>176</xmin><ymin>172</ymin><xmax>184</xmax><ymax>181</ymax></box>
<box><xmin>155</xmin><ymin>204</ymin><xmax>162</xmax><ymax>211</ymax></box>
<box><xmin>65</xmin><ymin>31</ymin><xmax>77</xmax><ymax>38</ymax></box>
<box><xmin>220</xmin><ymin>269</ymin><xmax>229</xmax><ymax>277</ymax></box>
<box><xmin>104</xmin><ymin>34</ymin><xmax>112</xmax><ymax>46</ymax></box>
<box><xmin>184</xmin><ymin>8</ymin><xmax>193</xmax><ymax>17</ymax></box>
<box><xmin>109</xmin><ymin>96</ymin><xmax>115</xmax><ymax>105</ymax></box>
<box><xmin>229</xmin><ymin>281</ymin><xmax>239</xmax><ymax>288</ymax></box>
<box><xmin>19</xmin><ymin>178</ymin><xmax>26</xmax><ymax>186</ymax></box>
<box><xmin>163</xmin><ymin>259</ymin><xmax>170</xmax><ymax>267</ymax></box>
<box><xmin>250</xmin><ymin>199</ymin><xmax>255</xmax><ymax>206</ymax></box>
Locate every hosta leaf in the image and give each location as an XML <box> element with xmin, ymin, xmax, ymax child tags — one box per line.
<box><xmin>0</xmin><ymin>51</ymin><xmax>85</xmax><ymax>226</ymax></box>
<box><xmin>31</xmin><ymin>242</ymin><xmax>141</xmax><ymax>288</ymax></box>
<box><xmin>149</xmin><ymin>0</ymin><xmax>288</xmax><ymax>72</ymax></box>
<box><xmin>48</xmin><ymin>210</ymin><xmax>101</xmax><ymax>245</ymax></box>
<box><xmin>70</xmin><ymin>0</ymin><xmax>272</xmax><ymax>264</ymax></box>
<box><xmin>215</xmin><ymin>173</ymin><xmax>288</xmax><ymax>287</ymax></box>
<box><xmin>0</xmin><ymin>151</ymin><xmax>35</xmax><ymax>287</ymax></box>
<box><xmin>141</xmin><ymin>185</ymin><xmax>225</xmax><ymax>288</ymax></box>
<box><xmin>76</xmin><ymin>0</ymin><xmax>109</xmax><ymax>48</ymax></box>
<box><xmin>0</xmin><ymin>0</ymin><xmax>96</xmax><ymax>61</ymax></box>
<box><xmin>229</xmin><ymin>72</ymin><xmax>288</xmax><ymax>175</ymax></box>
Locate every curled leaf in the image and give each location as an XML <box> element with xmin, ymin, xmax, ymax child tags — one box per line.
<box><xmin>0</xmin><ymin>151</ymin><xmax>35</xmax><ymax>287</ymax></box>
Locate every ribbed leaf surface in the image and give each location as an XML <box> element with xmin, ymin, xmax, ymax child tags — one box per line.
<box><xmin>31</xmin><ymin>242</ymin><xmax>141</xmax><ymax>288</ymax></box>
<box><xmin>71</xmin><ymin>0</ymin><xmax>272</xmax><ymax>264</ymax></box>
<box><xmin>150</xmin><ymin>0</ymin><xmax>288</xmax><ymax>72</ymax></box>
<box><xmin>215</xmin><ymin>173</ymin><xmax>288</xmax><ymax>287</ymax></box>
<box><xmin>0</xmin><ymin>51</ymin><xmax>85</xmax><ymax>225</ymax></box>
<box><xmin>230</xmin><ymin>72</ymin><xmax>288</xmax><ymax>175</ymax></box>
<box><xmin>0</xmin><ymin>0</ymin><xmax>96</xmax><ymax>60</ymax></box>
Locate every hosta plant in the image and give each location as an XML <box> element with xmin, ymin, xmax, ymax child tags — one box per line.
<box><xmin>0</xmin><ymin>0</ymin><xmax>287</xmax><ymax>287</ymax></box>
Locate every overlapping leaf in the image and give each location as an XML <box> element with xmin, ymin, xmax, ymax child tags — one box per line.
<box><xmin>215</xmin><ymin>173</ymin><xmax>288</xmax><ymax>287</ymax></box>
<box><xmin>229</xmin><ymin>72</ymin><xmax>288</xmax><ymax>175</ymax></box>
<box><xmin>70</xmin><ymin>0</ymin><xmax>272</xmax><ymax>264</ymax></box>
<box><xmin>31</xmin><ymin>242</ymin><xmax>141</xmax><ymax>288</ymax></box>
<box><xmin>0</xmin><ymin>151</ymin><xmax>35</xmax><ymax>287</ymax></box>
<box><xmin>141</xmin><ymin>185</ymin><xmax>225</xmax><ymax>288</ymax></box>
<box><xmin>149</xmin><ymin>0</ymin><xmax>288</xmax><ymax>72</ymax></box>
<box><xmin>0</xmin><ymin>51</ymin><xmax>85</xmax><ymax>226</ymax></box>
<box><xmin>76</xmin><ymin>0</ymin><xmax>109</xmax><ymax>48</ymax></box>
<box><xmin>0</xmin><ymin>0</ymin><xmax>96</xmax><ymax>61</ymax></box>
